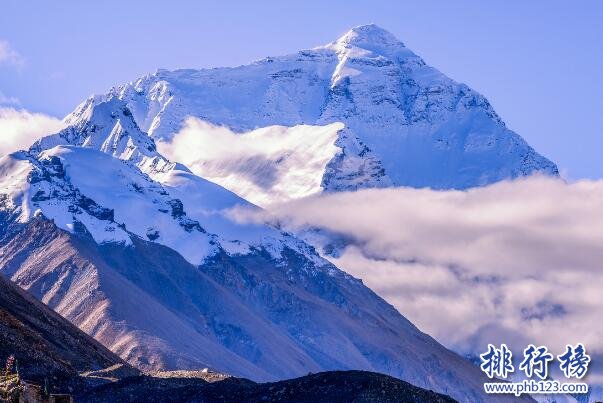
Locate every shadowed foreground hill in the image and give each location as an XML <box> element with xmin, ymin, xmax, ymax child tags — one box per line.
<box><xmin>81</xmin><ymin>370</ymin><xmax>457</xmax><ymax>403</ymax></box>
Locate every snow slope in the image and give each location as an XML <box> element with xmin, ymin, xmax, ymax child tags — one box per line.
<box><xmin>63</xmin><ymin>24</ymin><xmax>558</xmax><ymax>206</ymax></box>
<box><xmin>26</xmin><ymin>97</ymin><xmax>323</xmax><ymax>262</ymax></box>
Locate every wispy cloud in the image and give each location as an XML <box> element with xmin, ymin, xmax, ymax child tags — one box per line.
<box><xmin>158</xmin><ymin>117</ymin><xmax>343</xmax><ymax>206</ymax></box>
<box><xmin>0</xmin><ymin>40</ymin><xmax>24</xmax><ymax>69</ymax></box>
<box><xmin>0</xmin><ymin>108</ymin><xmax>64</xmax><ymax>156</ymax></box>
<box><xmin>0</xmin><ymin>91</ymin><xmax>20</xmax><ymax>106</ymax></box>
<box><xmin>229</xmin><ymin>177</ymin><xmax>603</xmax><ymax>360</ymax></box>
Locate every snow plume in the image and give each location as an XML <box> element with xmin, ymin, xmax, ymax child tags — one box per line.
<box><xmin>157</xmin><ymin>118</ymin><xmax>343</xmax><ymax>207</ymax></box>
<box><xmin>0</xmin><ymin>108</ymin><xmax>65</xmax><ymax>156</ymax></box>
<box><xmin>229</xmin><ymin>176</ymin><xmax>603</xmax><ymax>359</ymax></box>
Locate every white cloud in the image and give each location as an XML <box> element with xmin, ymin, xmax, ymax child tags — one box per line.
<box><xmin>0</xmin><ymin>40</ymin><xmax>24</xmax><ymax>69</ymax></box>
<box><xmin>0</xmin><ymin>108</ymin><xmax>65</xmax><ymax>156</ymax></box>
<box><xmin>229</xmin><ymin>177</ymin><xmax>603</xmax><ymax>362</ymax></box>
<box><xmin>158</xmin><ymin>117</ymin><xmax>343</xmax><ymax>206</ymax></box>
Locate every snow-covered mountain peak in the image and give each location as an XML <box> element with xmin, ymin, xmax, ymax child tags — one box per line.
<box><xmin>327</xmin><ymin>24</ymin><xmax>407</xmax><ymax>55</ymax></box>
<box><xmin>58</xmin><ymin>96</ymin><xmax>150</xmax><ymax>149</ymax></box>
<box><xmin>53</xmin><ymin>24</ymin><xmax>558</xmax><ymax>204</ymax></box>
<box><xmin>32</xmin><ymin>96</ymin><xmax>179</xmax><ymax>176</ymax></box>
<box><xmin>0</xmin><ymin>24</ymin><xmax>551</xmax><ymax>401</ymax></box>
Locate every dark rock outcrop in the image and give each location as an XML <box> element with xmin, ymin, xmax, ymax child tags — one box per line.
<box><xmin>80</xmin><ymin>370</ymin><xmax>458</xmax><ymax>403</ymax></box>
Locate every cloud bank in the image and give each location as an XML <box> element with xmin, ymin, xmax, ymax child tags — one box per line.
<box><xmin>229</xmin><ymin>177</ymin><xmax>603</xmax><ymax>361</ymax></box>
<box><xmin>0</xmin><ymin>108</ymin><xmax>65</xmax><ymax>156</ymax></box>
<box><xmin>157</xmin><ymin>118</ymin><xmax>343</xmax><ymax>206</ymax></box>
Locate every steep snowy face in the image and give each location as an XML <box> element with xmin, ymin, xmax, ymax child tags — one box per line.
<box><xmin>2</xmin><ymin>143</ymin><xmax>320</xmax><ymax>265</ymax></box>
<box><xmin>63</xmin><ymin>24</ymin><xmax>558</xmax><ymax>206</ymax></box>
<box><xmin>22</xmin><ymin>98</ymin><xmax>329</xmax><ymax>263</ymax></box>
<box><xmin>31</xmin><ymin>97</ymin><xmax>174</xmax><ymax>175</ymax></box>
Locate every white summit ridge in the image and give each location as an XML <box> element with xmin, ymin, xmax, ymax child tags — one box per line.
<box><xmin>62</xmin><ymin>24</ymin><xmax>558</xmax><ymax>206</ymax></box>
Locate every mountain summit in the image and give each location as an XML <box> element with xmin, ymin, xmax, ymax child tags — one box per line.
<box><xmin>62</xmin><ymin>24</ymin><xmax>558</xmax><ymax>206</ymax></box>
<box><xmin>331</xmin><ymin>23</ymin><xmax>405</xmax><ymax>52</ymax></box>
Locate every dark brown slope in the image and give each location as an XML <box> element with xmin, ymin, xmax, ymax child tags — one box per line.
<box><xmin>0</xmin><ymin>272</ymin><xmax>131</xmax><ymax>391</ymax></box>
<box><xmin>81</xmin><ymin>370</ymin><xmax>457</xmax><ymax>403</ymax></box>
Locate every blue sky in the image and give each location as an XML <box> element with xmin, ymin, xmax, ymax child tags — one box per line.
<box><xmin>1</xmin><ymin>0</ymin><xmax>601</xmax><ymax>179</ymax></box>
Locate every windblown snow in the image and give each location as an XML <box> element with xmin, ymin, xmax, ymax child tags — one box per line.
<box><xmin>157</xmin><ymin>120</ymin><xmax>344</xmax><ymax>206</ymax></box>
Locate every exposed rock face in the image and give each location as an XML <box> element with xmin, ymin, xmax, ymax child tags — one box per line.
<box><xmin>0</xmin><ymin>273</ymin><xmax>489</xmax><ymax>402</ymax></box>
<box><xmin>0</xmin><ymin>268</ymin><xmax>129</xmax><ymax>391</ymax></box>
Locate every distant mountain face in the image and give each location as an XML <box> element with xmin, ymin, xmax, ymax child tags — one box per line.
<box><xmin>62</xmin><ymin>24</ymin><xmax>558</xmax><ymax>206</ymax></box>
<box><xmin>0</xmin><ymin>274</ymin><xmax>468</xmax><ymax>403</ymax></box>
